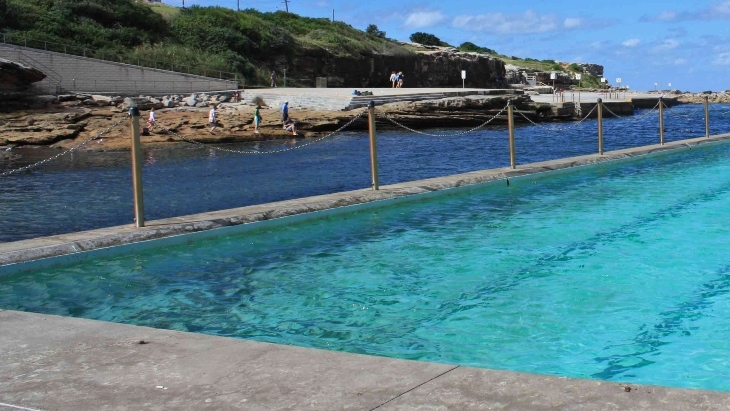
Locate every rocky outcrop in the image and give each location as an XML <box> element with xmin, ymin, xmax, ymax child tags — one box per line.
<box><xmin>676</xmin><ymin>91</ymin><xmax>730</xmax><ymax>104</ymax></box>
<box><xmin>281</xmin><ymin>44</ymin><xmax>505</xmax><ymax>88</ymax></box>
<box><xmin>0</xmin><ymin>58</ymin><xmax>46</xmax><ymax>91</ymax></box>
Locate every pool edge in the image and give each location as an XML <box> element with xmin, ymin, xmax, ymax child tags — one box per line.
<box><xmin>2</xmin><ymin>132</ymin><xmax>730</xmax><ymax>273</ymax></box>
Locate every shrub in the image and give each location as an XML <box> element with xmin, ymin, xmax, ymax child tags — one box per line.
<box><xmin>409</xmin><ymin>31</ymin><xmax>443</xmax><ymax>46</ymax></box>
<box><xmin>365</xmin><ymin>24</ymin><xmax>385</xmax><ymax>38</ymax></box>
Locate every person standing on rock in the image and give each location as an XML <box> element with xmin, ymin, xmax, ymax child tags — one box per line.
<box><xmin>281</xmin><ymin>100</ymin><xmax>289</xmax><ymax>122</ymax></box>
<box><xmin>390</xmin><ymin>71</ymin><xmax>397</xmax><ymax>88</ymax></box>
<box><xmin>254</xmin><ymin>104</ymin><xmax>262</xmax><ymax>134</ymax></box>
<box><xmin>209</xmin><ymin>105</ymin><xmax>218</xmax><ymax>133</ymax></box>
<box><xmin>270</xmin><ymin>71</ymin><xmax>278</xmax><ymax>88</ymax></box>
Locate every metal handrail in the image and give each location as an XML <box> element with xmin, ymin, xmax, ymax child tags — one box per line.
<box><xmin>0</xmin><ymin>32</ymin><xmax>239</xmax><ymax>81</ymax></box>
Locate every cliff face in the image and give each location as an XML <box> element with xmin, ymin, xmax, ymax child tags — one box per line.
<box><xmin>283</xmin><ymin>47</ymin><xmax>506</xmax><ymax>89</ymax></box>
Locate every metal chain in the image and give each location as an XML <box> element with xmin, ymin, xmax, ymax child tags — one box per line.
<box><xmin>603</xmin><ymin>101</ymin><xmax>659</xmax><ymax>121</ymax></box>
<box><xmin>376</xmin><ymin>104</ymin><xmax>508</xmax><ymax>137</ymax></box>
<box><xmin>516</xmin><ymin>105</ymin><xmax>596</xmax><ymax>132</ymax></box>
<box><xmin>665</xmin><ymin>104</ymin><xmax>705</xmax><ymax>118</ymax></box>
<box><xmin>0</xmin><ymin>115</ymin><xmax>129</xmax><ymax>177</ymax></box>
<box><xmin>163</xmin><ymin>109</ymin><xmax>368</xmax><ymax>154</ymax></box>
<box><xmin>710</xmin><ymin>104</ymin><xmax>730</xmax><ymax>115</ymax></box>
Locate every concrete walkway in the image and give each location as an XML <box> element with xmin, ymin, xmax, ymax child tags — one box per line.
<box><xmin>2</xmin><ymin>310</ymin><xmax>730</xmax><ymax>411</ymax></box>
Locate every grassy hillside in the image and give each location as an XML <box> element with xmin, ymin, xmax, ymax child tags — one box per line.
<box><xmin>0</xmin><ymin>0</ymin><xmax>598</xmax><ymax>87</ymax></box>
<box><xmin>0</xmin><ymin>0</ymin><xmax>413</xmax><ymax>84</ymax></box>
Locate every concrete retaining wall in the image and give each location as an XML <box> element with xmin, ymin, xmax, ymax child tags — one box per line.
<box><xmin>0</xmin><ymin>44</ymin><xmax>238</xmax><ymax>95</ymax></box>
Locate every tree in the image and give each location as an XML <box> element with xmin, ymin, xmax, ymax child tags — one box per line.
<box><xmin>409</xmin><ymin>31</ymin><xmax>443</xmax><ymax>46</ymax></box>
<box><xmin>458</xmin><ymin>41</ymin><xmax>495</xmax><ymax>55</ymax></box>
<box><xmin>365</xmin><ymin>24</ymin><xmax>385</xmax><ymax>38</ymax></box>
<box><xmin>0</xmin><ymin>0</ymin><xmax>7</xmax><ymax>28</ymax></box>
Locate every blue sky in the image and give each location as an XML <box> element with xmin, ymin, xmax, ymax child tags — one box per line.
<box><xmin>161</xmin><ymin>0</ymin><xmax>730</xmax><ymax>91</ymax></box>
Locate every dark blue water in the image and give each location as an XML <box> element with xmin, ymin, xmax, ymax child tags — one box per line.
<box><xmin>1</xmin><ymin>103</ymin><xmax>729</xmax><ymax>242</ymax></box>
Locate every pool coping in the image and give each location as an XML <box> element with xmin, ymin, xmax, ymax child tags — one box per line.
<box><xmin>2</xmin><ymin>132</ymin><xmax>730</xmax><ymax>270</ymax></box>
<box><xmin>2</xmin><ymin>309</ymin><xmax>730</xmax><ymax>410</ymax></box>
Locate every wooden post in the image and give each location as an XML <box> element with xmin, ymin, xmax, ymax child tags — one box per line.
<box><xmin>597</xmin><ymin>98</ymin><xmax>604</xmax><ymax>155</ymax></box>
<box><xmin>129</xmin><ymin>107</ymin><xmax>145</xmax><ymax>227</ymax></box>
<box><xmin>508</xmin><ymin>100</ymin><xmax>516</xmax><ymax>169</ymax></box>
<box><xmin>367</xmin><ymin>101</ymin><xmax>380</xmax><ymax>190</ymax></box>
<box><xmin>659</xmin><ymin>97</ymin><xmax>665</xmax><ymax>145</ymax></box>
<box><xmin>705</xmin><ymin>96</ymin><xmax>710</xmax><ymax>138</ymax></box>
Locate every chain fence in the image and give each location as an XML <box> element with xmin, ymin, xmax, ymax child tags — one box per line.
<box><xmin>603</xmin><ymin>101</ymin><xmax>660</xmax><ymax>121</ymax></box>
<box><xmin>663</xmin><ymin>104</ymin><xmax>705</xmax><ymax>119</ymax></box>
<box><xmin>710</xmin><ymin>104</ymin><xmax>730</xmax><ymax>116</ymax></box>
<box><xmin>376</xmin><ymin>104</ymin><xmax>508</xmax><ymax>137</ymax></box>
<box><xmin>163</xmin><ymin>109</ymin><xmax>368</xmax><ymax>154</ymax></box>
<box><xmin>516</xmin><ymin>105</ymin><xmax>596</xmax><ymax>132</ymax></box>
<box><xmin>0</xmin><ymin>116</ymin><xmax>129</xmax><ymax>177</ymax></box>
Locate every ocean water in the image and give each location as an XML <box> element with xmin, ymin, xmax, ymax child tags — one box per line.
<box><xmin>2</xmin><ymin>139</ymin><xmax>730</xmax><ymax>390</ymax></box>
<box><xmin>0</xmin><ymin>103</ymin><xmax>728</xmax><ymax>243</ymax></box>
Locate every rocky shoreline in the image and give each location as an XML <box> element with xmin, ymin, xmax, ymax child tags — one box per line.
<box><xmin>1</xmin><ymin>90</ymin><xmax>728</xmax><ymax>152</ymax></box>
<box><xmin>0</xmin><ymin>92</ymin><xmax>545</xmax><ymax>151</ymax></box>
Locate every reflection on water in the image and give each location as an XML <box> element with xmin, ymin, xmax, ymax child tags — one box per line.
<box><xmin>1</xmin><ymin>104</ymin><xmax>729</xmax><ymax>242</ymax></box>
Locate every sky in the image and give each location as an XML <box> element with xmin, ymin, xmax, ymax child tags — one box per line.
<box><xmin>160</xmin><ymin>0</ymin><xmax>730</xmax><ymax>92</ymax></box>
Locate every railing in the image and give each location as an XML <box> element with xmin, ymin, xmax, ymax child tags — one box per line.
<box><xmin>0</xmin><ymin>32</ymin><xmax>240</xmax><ymax>81</ymax></box>
<box><xmin>60</xmin><ymin>78</ymin><xmax>235</xmax><ymax>93</ymax></box>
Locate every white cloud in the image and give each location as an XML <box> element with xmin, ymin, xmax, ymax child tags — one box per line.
<box><xmin>714</xmin><ymin>52</ymin><xmax>730</xmax><ymax>65</ymax></box>
<box><xmin>642</xmin><ymin>1</ymin><xmax>730</xmax><ymax>21</ymax></box>
<box><xmin>404</xmin><ymin>11</ymin><xmax>447</xmax><ymax>29</ymax></box>
<box><xmin>563</xmin><ymin>18</ymin><xmax>583</xmax><ymax>29</ymax></box>
<box><xmin>654</xmin><ymin>39</ymin><xmax>680</xmax><ymax>52</ymax></box>
<box><xmin>710</xmin><ymin>0</ymin><xmax>730</xmax><ymax>15</ymax></box>
<box><xmin>622</xmin><ymin>39</ymin><xmax>641</xmax><ymax>47</ymax></box>
<box><xmin>656</xmin><ymin>11</ymin><xmax>678</xmax><ymax>21</ymax></box>
<box><xmin>452</xmin><ymin>10</ymin><xmax>559</xmax><ymax>34</ymax></box>
<box><xmin>674</xmin><ymin>58</ymin><xmax>688</xmax><ymax>65</ymax></box>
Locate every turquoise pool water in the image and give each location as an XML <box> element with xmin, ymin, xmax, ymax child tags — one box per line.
<box><xmin>3</xmin><ymin>142</ymin><xmax>730</xmax><ymax>390</ymax></box>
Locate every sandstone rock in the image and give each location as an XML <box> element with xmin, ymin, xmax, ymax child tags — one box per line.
<box><xmin>122</xmin><ymin>97</ymin><xmax>153</xmax><ymax>110</ymax></box>
<box><xmin>0</xmin><ymin>58</ymin><xmax>46</xmax><ymax>91</ymax></box>
<box><xmin>183</xmin><ymin>96</ymin><xmax>197</xmax><ymax>106</ymax></box>
<box><xmin>91</xmin><ymin>95</ymin><xmax>114</xmax><ymax>105</ymax></box>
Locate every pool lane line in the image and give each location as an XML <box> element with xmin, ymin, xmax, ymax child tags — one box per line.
<box><xmin>369</xmin><ymin>365</ymin><xmax>460</xmax><ymax>410</ymax></box>
<box><xmin>0</xmin><ymin>403</ymin><xmax>45</xmax><ymax>411</ymax></box>
<box><xmin>592</xmin><ymin>260</ymin><xmax>730</xmax><ymax>381</ymax></box>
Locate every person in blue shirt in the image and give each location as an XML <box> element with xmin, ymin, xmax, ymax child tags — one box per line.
<box><xmin>282</xmin><ymin>100</ymin><xmax>289</xmax><ymax>122</ymax></box>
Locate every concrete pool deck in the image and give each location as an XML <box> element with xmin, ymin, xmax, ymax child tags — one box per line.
<box><xmin>4</xmin><ymin>133</ymin><xmax>730</xmax><ymax>409</ymax></box>
<box><xmin>3</xmin><ymin>310</ymin><xmax>730</xmax><ymax>410</ymax></box>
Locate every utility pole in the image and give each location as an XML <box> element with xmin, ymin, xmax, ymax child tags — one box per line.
<box><xmin>284</xmin><ymin>0</ymin><xmax>289</xmax><ymax>12</ymax></box>
<box><xmin>332</xmin><ymin>9</ymin><xmax>334</xmax><ymax>22</ymax></box>
<box><xmin>237</xmin><ymin>0</ymin><xmax>239</xmax><ymax>11</ymax></box>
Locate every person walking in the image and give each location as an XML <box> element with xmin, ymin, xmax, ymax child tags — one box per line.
<box><xmin>147</xmin><ymin>108</ymin><xmax>156</xmax><ymax>130</ymax></box>
<box><xmin>397</xmin><ymin>72</ymin><xmax>404</xmax><ymax>88</ymax></box>
<box><xmin>254</xmin><ymin>105</ymin><xmax>262</xmax><ymax>134</ymax></box>
<box><xmin>209</xmin><ymin>105</ymin><xmax>218</xmax><ymax>133</ymax></box>
<box><xmin>281</xmin><ymin>100</ymin><xmax>289</xmax><ymax>122</ymax></box>
<box><xmin>389</xmin><ymin>71</ymin><xmax>397</xmax><ymax>88</ymax></box>
<box><xmin>270</xmin><ymin>71</ymin><xmax>278</xmax><ymax>87</ymax></box>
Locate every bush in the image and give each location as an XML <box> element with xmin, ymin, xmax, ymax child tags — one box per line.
<box><xmin>409</xmin><ymin>31</ymin><xmax>443</xmax><ymax>46</ymax></box>
<box><xmin>458</xmin><ymin>41</ymin><xmax>495</xmax><ymax>54</ymax></box>
<box><xmin>365</xmin><ymin>24</ymin><xmax>385</xmax><ymax>38</ymax></box>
